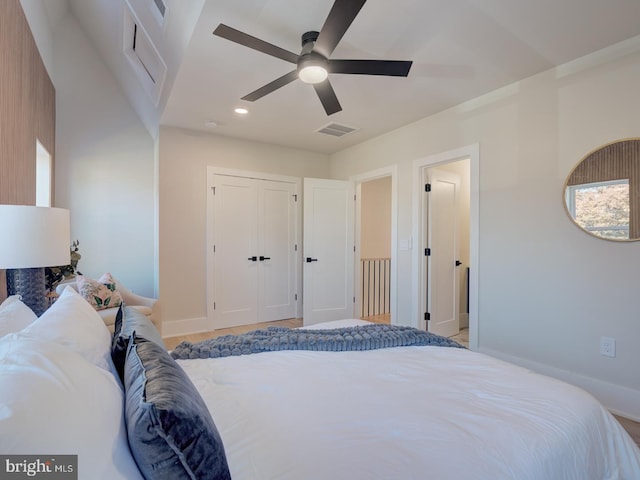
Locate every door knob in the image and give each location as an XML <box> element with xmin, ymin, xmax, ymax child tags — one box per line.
<box><xmin>306</xmin><ymin>257</ymin><xmax>318</xmax><ymax>262</ymax></box>
<box><xmin>259</xmin><ymin>256</ymin><xmax>271</xmax><ymax>261</ymax></box>
<box><xmin>455</xmin><ymin>260</ymin><xmax>462</xmax><ymax>266</ymax></box>
<box><xmin>247</xmin><ymin>256</ymin><xmax>257</xmax><ymax>261</ymax></box>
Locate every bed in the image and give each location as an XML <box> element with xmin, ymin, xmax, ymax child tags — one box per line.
<box><xmin>1</xmin><ymin>289</ymin><xmax>639</xmax><ymax>479</ymax></box>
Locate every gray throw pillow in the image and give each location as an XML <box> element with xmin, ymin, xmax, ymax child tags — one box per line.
<box><xmin>124</xmin><ymin>335</ymin><xmax>231</xmax><ymax>480</ymax></box>
<box><xmin>112</xmin><ymin>305</ymin><xmax>164</xmax><ymax>381</ymax></box>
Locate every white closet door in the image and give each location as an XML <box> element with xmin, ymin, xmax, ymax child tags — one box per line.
<box><xmin>213</xmin><ymin>175</ymin><xmax>259</xmax><ymax>328</ymax></box>
<box><xmin>258</xmin><ymin>180</ymin><xmax>297</xmax><ymax>322</ymax></box>
<box><xmin>212</xmin><ymin>175</ymin><xmax>297</xmax><ymax>329</ymax></box>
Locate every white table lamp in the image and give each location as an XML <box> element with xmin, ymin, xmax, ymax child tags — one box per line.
<box><xmin>0</xmin><ymin>205</ymin><xmax>71</xmax><ymax>316</ymax></box>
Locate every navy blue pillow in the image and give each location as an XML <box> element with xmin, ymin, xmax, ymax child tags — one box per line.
<box><xmin>112</xmin><ymin>305</ymin><xmax>164</xmax><ymax>381</ymax></box>
<box><xmin>124</xmin><ymin>335</ymin><xmax>231</xmax><ymax>480</ymax></box>
<box><xmin>113</xmin><ymin>302</ymin><xmax>125</xmax><ymax>340</ymax></box>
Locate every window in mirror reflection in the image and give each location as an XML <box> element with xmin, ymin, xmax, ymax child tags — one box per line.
<box><xmin>566</xmin><ymin>179</ymin><xmax>629</xmax><ymax>240</ymax></box>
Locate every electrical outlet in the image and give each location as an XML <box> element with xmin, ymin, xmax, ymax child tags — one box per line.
<box><xmin>600</xmin><ymin>336</ymin><xmax>616</xmax><ymax>358</ymax></box>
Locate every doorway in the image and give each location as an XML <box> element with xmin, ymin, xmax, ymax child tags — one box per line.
<box><xmin>358</xmin><ymin>176</ymin><xmax>392</xmax><ymax>322</ymax></box>
<box><xmin>353</xmin><ymin>166</ymin><xmax>398</xmax><ymax>324</ymax></box>
<box><xmin>413</xmin><ymin>145</ymin><xmax>479</xmax><ymax>349</ymax></box>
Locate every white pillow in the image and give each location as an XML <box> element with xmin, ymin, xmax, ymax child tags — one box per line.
<box><xmin>21</xmin><ymin>286</ymin><xmax>112</xmax><ymax>371</ymax></box>
<box><xmin>0</xmin><ymin>334</ymin><xmax>143</xmax><ymax>479</ymax></box>
<box><xmin>0</xmin><ymin>295</ymin><xmax>37</xmax><ymax>338</ymax></box>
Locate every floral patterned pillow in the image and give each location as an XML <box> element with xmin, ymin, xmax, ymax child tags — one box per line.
<box><xmin>76</xmin><ymin>273</ymin><xmax>123</xmax><ymax>311</ymax></box>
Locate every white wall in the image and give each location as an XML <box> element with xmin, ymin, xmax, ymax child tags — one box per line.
<box><xmin>19</xmin><ymin>0</ymin><xmax>63</xmax><ymax>80</ymax></box>
<box><xmin>158</xmin><ymin>126</ymin><xmax>330</xmax><ymax>332</ymax></box>
<box><xmin>52</xmin><ymin>12</ymin><xmax>156</xmax><ymax>297</ymax></box>
<box><xmin>360</xmin><ymin>177</ymin><xmax>391</xmax><ymax>258</ymax></box>
<box><xmin>330</xmin><ymin>39</ymin><xmax>640</xmax><ymax>419</ymax></box>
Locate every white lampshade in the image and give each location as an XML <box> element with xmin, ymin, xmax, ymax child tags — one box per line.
<box><xmin>0</xmin><ymin>205</ymin><xmax>71</xmax><ymax>269</ymax></box>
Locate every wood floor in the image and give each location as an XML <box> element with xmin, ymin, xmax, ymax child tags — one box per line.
<box><xmin>163</xmin><ymin>317</ymin><xmax>302</xmax><ymax>350</ymax></box>
<box><xmin>163</xmin><ymin>314</ymin><xmax>391</xmax><ymax>350</ymax></box>
<box><xmin>615</xmin><ymin>415</ymin><xmax>640</xmax><ymax>447</ymax></box>
<box><xmin>164</xmin><ymin>317</ymin><xmax>640</xmax><ymax>448</ymax></box>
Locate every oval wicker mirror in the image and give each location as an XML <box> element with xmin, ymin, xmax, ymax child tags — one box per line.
<box><xmin>563</xmin><ymin>138</ymin><xmax>640</xmax><ymax>241</ymax></box>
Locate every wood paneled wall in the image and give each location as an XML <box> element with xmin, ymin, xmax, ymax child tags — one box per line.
<box><xmin>0</xmin><ymin>0</ymin><xmax>55</xmax><ymax>205</ymax></box>
<box><xmin>0</xmin><ymin>0</ymin><xmax>56</xmax><ymax>298</ymax></box>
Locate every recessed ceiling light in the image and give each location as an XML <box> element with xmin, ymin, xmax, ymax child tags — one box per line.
<box><xmin>234</xmin><ymin>107</ymin><xmax>249</xmax><ymax>115</ymax></box>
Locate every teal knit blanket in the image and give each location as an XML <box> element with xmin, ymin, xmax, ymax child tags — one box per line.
<box><xmin>170</xmin><ymin>324</ymin><xmax>464</xmax><ymax>360</ymax></box>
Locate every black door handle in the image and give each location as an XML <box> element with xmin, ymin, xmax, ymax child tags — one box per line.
<box><xmin>306</xmin><ymin>257</ymin><xmax>318</xmax><ymax>262</ymax></box>
<box><xmin>455</xmin><ymin>260</ymin><xmax>462</xmax><ymax>266</ymax></box>
<box><xmin>248</xmin><ymin>256</ymin><xmax>257</xmax><ymax>261</ymax></box>
<box><xmin>259</xmin><ymin>256</ymin><xmax>271</xmax><ymax>261</ymax></box>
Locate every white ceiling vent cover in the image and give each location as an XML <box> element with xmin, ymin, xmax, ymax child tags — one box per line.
<box><xmin>315</xmin><ymin>122</ymin><xmax>359</xmax><ymax>137</ymax></box>
<box><xmin>149</xmin><ymin>0</ymin><xmax>167</xmax><ymax>26</ymax></box>
<box><xmin>123</xmin><ymin>4</ymin><xmax>167</xmax><ymax>105</ymax></box>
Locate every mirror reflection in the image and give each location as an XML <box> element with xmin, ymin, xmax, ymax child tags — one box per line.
<box><xmin>564</xmin><ymin>139</ymin><xmax>640</xmax><ymax>241</ymax></box>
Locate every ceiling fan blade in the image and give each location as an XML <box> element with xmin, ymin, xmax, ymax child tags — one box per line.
<box><xmin>314</xmin><ymin>0</ymin><xmax>367</xmax><ymax>58</ymax></box>
<box><xmin>313</xmin><ymin>80</ymin><xmax>342</xmax><ymax>115</ymax></box>
<box><xmin>329</xmin><ymin>59</ymin><xmax>412</xmax><ymax>76</ymax></box>
<box><xmin>242</xmin><ymin>70</ymin><xmax>299</xmax><ymax>102</ymax></box>
<box><xmin>213</xmin><ymin>24</ymin><xmax>299</xmax><ymax>64</ymax></box>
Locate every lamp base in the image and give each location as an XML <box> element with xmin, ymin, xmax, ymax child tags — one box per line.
<box><xmin>6</xmin><ymin>267</ymin><xmax>48</xmax><ymax>316</ymax></box>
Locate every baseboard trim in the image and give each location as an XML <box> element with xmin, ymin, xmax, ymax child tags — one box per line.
<box><xmin>161</xmin><ymin>316</ymin><xmax>210</xmax><ymax>338</ymax></box>
<box><xmin>479</xmin><ymin>347</ymin><xmax>640</xmax><ymax>422</ymax></box>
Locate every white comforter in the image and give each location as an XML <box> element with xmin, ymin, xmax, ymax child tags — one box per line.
<box><xmin>178</xmin><ymin>323</ymin><xmax>640</xmax><ymax>480</ymax></box>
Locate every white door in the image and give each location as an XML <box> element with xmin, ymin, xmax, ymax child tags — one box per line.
<box><xmin>213</xmin><ymin>175</ymin><xmax>259</xmax><ymax>328</ymax></box>
<box><xmin>213</xmin><ymin>175</ymin><xmax>297</xmax><ymax>328</ymax></box>
<box><xmin>259</xmin><ymin>180</ymin><xmax>297</xmax><ymax>321</ymax></box>
<box><xmin>425</xmin><ymin>169</ymin><xmax>460</xmax><ymax>337</ymax></box>
<box><xmin>303</xmin><ymin>178</ymin><xmax>355</xmax><ymax>326</ymax></box>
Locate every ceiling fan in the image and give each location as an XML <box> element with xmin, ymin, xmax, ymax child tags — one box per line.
<box><xmin>213</xmin><ymin>0</ymin><xmax>413</xmax><ymax>115</ymax></box>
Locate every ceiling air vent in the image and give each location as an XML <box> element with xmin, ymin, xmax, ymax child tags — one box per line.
<box><xmin>149</xmin><ymin>0</ymin><xmax>167</xmax><ymax>26</ymax></box>
<box><xmin>123</xmin><ymin>4</ymin><xmax>167</xmax><ymax>105</ymax></box>
<box><xmin>315</xmin><ymin>122</ymin><xmax>359</xmax><ymax>138</ymax></box>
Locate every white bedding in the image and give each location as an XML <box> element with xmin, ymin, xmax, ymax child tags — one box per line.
<box><xmin>178</xmin><ymin>321</ymin><xmax>640</xmax><ymax>480</ymax></box>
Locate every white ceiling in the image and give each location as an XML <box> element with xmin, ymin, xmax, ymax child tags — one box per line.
<box><xmin>70</xmin><ymin>0</ymin><xmax>640</xmax><ymax>154</ymax></box>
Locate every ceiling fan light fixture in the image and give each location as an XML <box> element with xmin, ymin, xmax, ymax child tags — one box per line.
<box><xmin>297</xmin><ymin>53</ymin><xmax>328</xmax><ymax>84</ymax></box>
<box><xmin>298</xmin><ymin>65</ymin><xmax>328</xmax><ymax>84</ymax></box>
<box><xmin>212</xmin><ymin>1</ymin><xmax>413</xmax><ymax>115</ymax></box>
